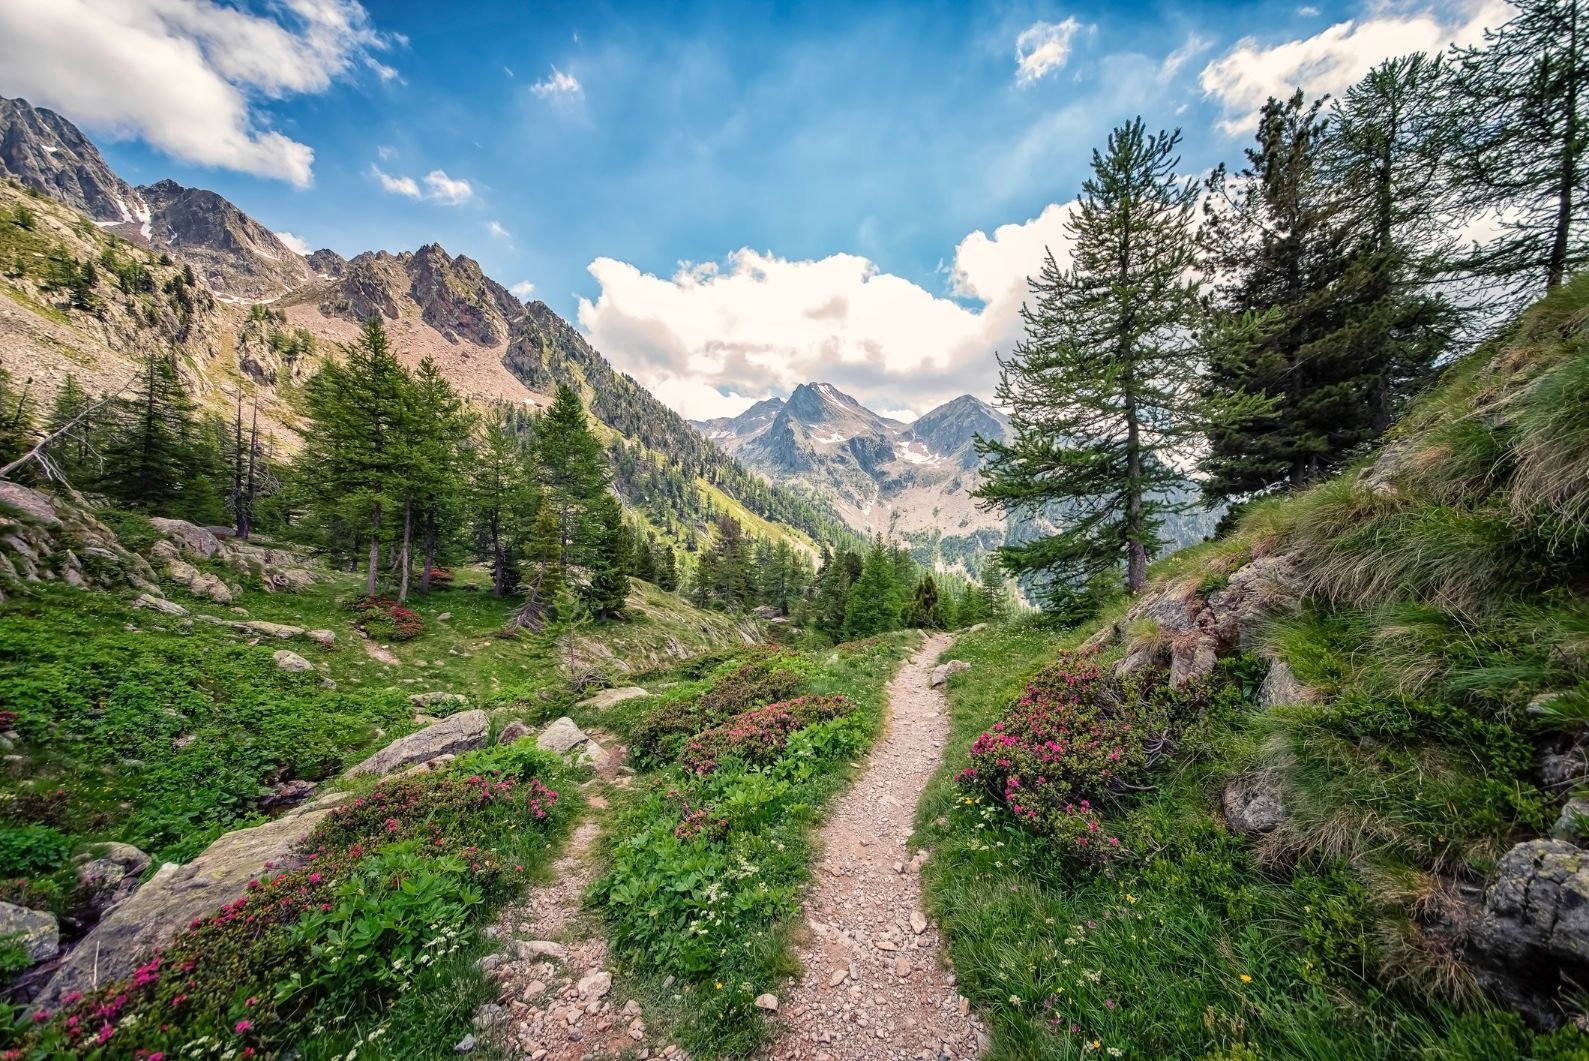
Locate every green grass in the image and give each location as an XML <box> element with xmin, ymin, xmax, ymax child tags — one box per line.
<box><xmin>588</xmin><ymin>632</ymin><xmax>918</xmax><ymax>1058</ymax></box>
<box><xmin>915</xmin><ymin>624</ymin><xmax>1586</xmax><ymax>1060</ymax></box>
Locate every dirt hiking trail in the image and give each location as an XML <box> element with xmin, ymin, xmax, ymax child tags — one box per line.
<box><xmin>765</xmin><ymin>632</ymin><xmax>985</xmax><ymax>1061</ymax></box>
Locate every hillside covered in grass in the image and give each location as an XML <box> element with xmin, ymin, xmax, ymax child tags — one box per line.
<box><xmin>917</xmin><ymin>275</ymin><xmax>1589</xmax><ymax>1058</ymax></box>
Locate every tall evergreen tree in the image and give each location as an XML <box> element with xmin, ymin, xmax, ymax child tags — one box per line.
<box><xmin>1200</xmin><ymin>91</ymin><xmax>1369</xmax><ymax>499</ymax></box>
<box><xmin>843</xmin><ymin>536</ymin><xmax>901</xmax><ymax>639</ymax></box>
<box><xmin>471</xmin><ymin>409</ymin><xmax>534</xmax><ymax>597</ymax></box>
<box><xmin>586</xmin><ymin>492</ymin><xmax>632</xmax><ymax>618</ymax></box>
<box><xmin>904</xmin><ymin>573</ymin><xmax>944</xmax><ymax>629</ymax></box>
<box><xmin>410</xmin><ymin>356</ymin><xmax>473</xmax><ymax>596</ymax></box>
<box><xmin>301</xmin><ymin>319</ymin><xmax>413</xmax><ymax>597</ymax></box>
<box><xmin>44</xmin><ymin>373</ymin><xmax>92</xmax><ymax>482</ymax></box>
<box><xmin>977</xmin><ymin>119</ymin><xmax>1216</xmax><ymax>611</ymax></box>
<box><xmin>98</xmin><ymin>350</ymin><xmax>214</xmax><ymax>518</ymax></box>
<box><xmin>517</xmin><ymin>493</ymin><xmax>567</xmax><ymax>630</ymax></box>
<box><xmin>1447</xmin><ymin>0</ymin><xmax>1588</xmax><ymax>294</ymax></box>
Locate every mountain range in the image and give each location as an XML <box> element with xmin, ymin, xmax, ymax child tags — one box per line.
<box><xmin>0</xmin><ymin>94</ymin><xmax>859</xmax><ymax>558</ymax></box>
<box><xmin>693</xmin><ymin>383</ymin><xmax>1011</xmax><ymax>568</ymax></box>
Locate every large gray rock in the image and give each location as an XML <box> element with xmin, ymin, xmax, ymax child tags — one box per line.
<box><xmin>497</xmin><ymin>720</ymin><xmax>531</xmax><ymax>745</ymax></box>
<box><xmin>1258</xmin><ymin>659</ymin><xmax>1319</xmax><ymax>708</ymax></box>
<box><xmin>930</xmin><ymin>660</ymin><xmax>972</xmax><ymax>688</ymax></box>
<box><xmin>1472</xmin><ymin>840</ymin><xmax>1589</xmax><ymax>1001</ymax></box>
<box><xmin>536</xmin><ymin>716</ymin><xmax>608</xmax><ymax>767</ymax></box>
<box><xmin>576</xmin><ymin>686</ymin><xmax>650</xmax><ymax>710</ymax></box>
<box><xmin>1169</xmin><ymin>635</ymin><xmax>1219</xmax><ymax>689</ymax></box>
<box><xmin>1221</xmin><ymin>780</ymin><xmax>1285</xmax><ymax>835</ymax></box>
<box><xmin>344</xmin><ymin>709</ymin><xmax>490</xmax><ymax>777</ymax></box>
<box><xmin>132</xmin><ymin>593</ymin><xmax>187</xmax><ymax>617</ymax></box>
<box><xmin>33</xmin><ymin>802</ymin><xmax>338</xmax><ymax>1008</ymax></box>
<box><xmin>272</xmin><ymin>649</ymin><xmax>314</xmax><ymax>672</ymax></box>
<box><xmin>150</xmin><ymin>517</ymin><xmax>223</xmax><ymax>559</ymax></box>
<box><xmin>0</xmin><ymin>902</ymin><xmax>58</xmax><ymax>964</ymax></box>
<box><xmin>410</xmin><ymin>691</ymin><xmax>469</xmax><ymax>711</ymax></box>
<box><xmin>75</xmin><ymin>842</ymin><xmax>152</xmax><ymax>918</ymax></box>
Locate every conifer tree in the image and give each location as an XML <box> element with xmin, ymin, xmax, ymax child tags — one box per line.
<box><xmin>301</xmin><ymin>319</ymin><xmax>413</xmax><ymax>597</ymax></box>
<box><xmin>977</xmin><ymin>119</ymin><xmax>1216</xmax><ymax>612</ymax></box>
<box><xmin>843</xmin><ymin>536</ymin><xmax>901</xmax><ymax>639</ymax></box>
<box><xmin>657</xmin><ymin>543</ymin><xmax>679</xmax><ymax>592</ymax></box>
<box><xmin>98</xmin><ymin>349</ymin><xmax>212</xmax><ymax>517</ymax></box>
<box><xmin>410</xmin><ymin>356</ymin><xmax>473</xmax><ymax>596</ymax></box>
<box><xmin>586</xmin><ymin>492</ymin><xmax>632</xmax><ymax>618</ymax></box>
<box><xmin>44</xmin><ymin>372</ymin><xmax>92</xmax><ymax>481</ymax></box>
<box><xmin>538</xmin><ymin>384</ymin><xmax>611</xmax><ymax>571</ymax></box>
<box><xmin>471</xmin><ymin>409</ymin><xmax>533</xmax><ymax>597</ymax></box>
<box><xmin>0</xmin><ymin>366</ymin><xmax>35</xmax><ymax>469</ymax></box>
<box><xmin>517</xmin><ymin>493</ymin><xmax>567</xmax><ymax>630</ymax></box>
<box><xmin>1200</xmin><ymin>92</ymin><xmax>1368</xmax><ymax>499</ymax></box>
<box><xmin>1447</xmin><ymin>0</ymin><xmax>1588</xmax><ymax>294</ymax></box>
<box><xmin>904</xmin><ymin>573</ymin><xmax>944</xmax><ymax>629</ymax></box>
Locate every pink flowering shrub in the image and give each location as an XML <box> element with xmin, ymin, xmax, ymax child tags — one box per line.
<box><xmin>681</xmin><ymin>695</ymin><xmax>852</xmax><ymax>775</ymax></box>
<box><xmin>13</xmin><ymin>755</ymin><xmax>565</xmax><ymax>1057</ymax></box>
<box><xmin>957</xmin><ymin>654</ymin><xmax>1196</xmax><ymax>858</ymax></box>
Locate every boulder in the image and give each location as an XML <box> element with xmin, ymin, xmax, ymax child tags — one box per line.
<box><xmin>1221</xmin><ymin>780</ymin><xmax>1285</xmax><ymax>835</ymax></box>
<box><xmin>409</xmin><ymin>691</ymin><xmax>469</xmax><ymax>711</ymax></box>
<box><xmin>75</xmin><ymin>842</ymin><xmax>152</xmax><ymax>918</ymax></box>
<box><xmin>929</xmin><ymin>660</ymin><xmax>972</xmax><ymax>688</ymax></box>
<box><xmin>1169</xmin><ymin>635</ymin><xmax>1219</xmax><ymax>689</ymax></box>
<box><xmin>132</xmin><ymin>593</ymin><xmax>187</xmax><ymax>617</ymax></box>
<box><xmin>1258</xmin><ymin>659</ymin><xmax>1318</xmax><ymax>708</ymax></box>
<box><xmin>241</xmin><ymin>620</ymin><xmax>304</xmax><ymax>640</ymax></box>
<box><xmin>0</xmin><ymin>902</ymin><xmax>58</xmax><ymax>964</ymax></box>
<box><xmin>1470</xmin><ymin>839</ymin><xmax>1589</xmax><ymax>1025</ymax></box>
<box><xmin>536</xmin><ymin>716</ymin><xmax>608</xmax><ymax>767</ymax></box>
<box><xmin>150</xmin><ymin>517</ymin><xmax>222</xmax><ymax>559</ymax></box>
<box><xmin>497</xmin><ymin>720</ymin><xmax>531</xmax><ymax>745</ymax></box>
<box><xmin>1553</xmin><ymin>798</ymin><xmax>1589</xmax><ymax>843</ymax></box>
<box><xmin>261</xmin><ymin>779</ymin><xmax>317</xmax><ymax>811</ymax></box>
<box><xmin>967</xmin><ymin>623</ymin><xmax>988</xmax><ymax>633</ymax></box>
<box><xmin>272</xmin><ymin>650</ymin><xmax>314</xmax><ymax>673</ymax></box>
<box><xmin>344</xmin><ymin>709</ymin><xmax>490</xmax><ymax>777</ymax></box>
<box><xmin>576</xmin><ymin>686</ymin><xmax>650</xmax><ymax>710</ymax></box>
<box><xmin>306</xmin><ymin>629</ymin><xmax>336</xmax><ymax>648</ymax></box>
<box><xmin>33</xmin><ymin>800</ymin><xmax>338</xmax><ymax>1008</ymax></box>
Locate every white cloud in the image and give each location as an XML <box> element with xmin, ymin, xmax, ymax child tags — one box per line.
<box><xmin>532</xmin><ymin>67</ymin><xmax>582</xmax><ymax>99</ymax></box>
<box><xmin>0</xmin><ymin>0</ymin><xmax>396</xmax><ymax>186</ymax></box>
<box><xmin>274</xmin><ymin>230</ymin><xmax>312</xmax><ymax>255</ymax></box>
<box><xmin>577</xmin><ymin>203</ymin><xmax>1081</xmax><ymax>420</ymax></box>
<box><xmin>488</xmin><ymin>220</ymin><xmax>512</xmax><ymax>239</ymax></box>
<box><xmin>1015</xmin><ymin>18</ymin><xmax>1082</xmax><ymax>85</ymax></box>
<box><xmin>1201</xmin><ymin>0</ymin><xmax>1508</xmax><ymax>134</ymax></box>
<box><xmin>422</xmin><ymin>169</ymin><xmax>473</xmax><ymax>205</ymax></box>
<box><xmin>1297</xmin><ymin>5</ymin><xmax>1321</xmax><ymax>15</ymax></box>
<box><xmin>1159</xmin><ymin>33</ymin><xmax>1213</xmax><ymax>81</ymax></box>
<box><xmin>376</xmin><ymin>144</ymin><xmax>396</xmax><ymax>160</ymax></box>
<box><xmin>371</xmin><ymin>164</ymin><xmax>472</xmax><ymax>204</ymax></box>
<box><xmin>371</xmin><ymin>164</ymin><xmax>420</xmax><ymax>198</ymax></box>
<box><xmin>510</xmin><ymin>280</ymin><xmax>536</xmax><ymax>298</ymax></box>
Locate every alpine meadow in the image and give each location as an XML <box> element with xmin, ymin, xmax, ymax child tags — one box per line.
<box><xmin>0</xmin><ymin>1</ymin><xmax>1587</xmax><ymax>1059</ymax></box>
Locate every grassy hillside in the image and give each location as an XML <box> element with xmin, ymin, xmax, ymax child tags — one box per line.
<box><xmin>917</xmin><ymin>276</ymin><xmax>1589</xmax><ymax>1058</ymax></box>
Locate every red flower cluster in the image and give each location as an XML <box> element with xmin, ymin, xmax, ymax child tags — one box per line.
<box><xmin>680</xmin><ymin>695</ymin><xmax>852</xmax><ymax>775</ymax></box>
<box><xmin>347</xmin><ymin>596</ymin><xmax>424</xmax><ymax>641</ymax></box>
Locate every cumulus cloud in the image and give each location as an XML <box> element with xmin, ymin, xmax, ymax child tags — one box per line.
<box><xmin>510</xmin><ymin>280</ymin><xmax>536</xmax><ymax>298</ymax></box>
<box><xmin>488</xmin><ymin>220</ymin><xmax>512</xmax><ymax>239</ymax></box>
<box><xmin>371</xmin><ymin>164</ymin><xmax>420</xmax><ymax>198</ymax></box>
<box><xmin>1201</xmin><ymin>0</ymin><xmax>1508</xmax><ymax>134</ymax></box>
<box><xmin>577</xmin><ymin>203</ymin><xmax>1080</xmax><ymax>420</ymax></box>
<box><xmin>1015</xmin><ymin>18</ymin><xmax>1082</xmax><ymax>85</ymax></box>
<box><xmin>532</xmin><ymin>67</ymin><xmax>582</xmax><ymax>99</ymax></box>
<box><xmin>423</xmin><ymin>170</ymin><xmax>473</xmax><ymax>204</ymax></box>
<box><xmin>274</xmin><ymin>230</ymin><xmax>312</xmax><ymax>255</ymax></box>
<box><xmin>0</xmin><ymin>0</ymin><xmax>395</xmax><ymax>186</ymax></box>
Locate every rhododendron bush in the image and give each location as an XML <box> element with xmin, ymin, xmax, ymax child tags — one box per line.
<box><xmin>681</xmin><ymin>695</ymin><xmax>853</xmax><ymax>775</ymax></box>
<box><xmin>957</xmin><ymin>654</ymin><xmax>1203</xmax><ymax>859</ymax></box>
<box><xmin>9</xmin><ymin>749</ymin><xmax>567</xmax><ymax>1057</ymax></box>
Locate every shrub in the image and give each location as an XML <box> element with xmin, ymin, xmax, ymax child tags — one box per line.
<box><xmin>631</xmin><ymin>659</ymin><xmax>808</xmax><ymax>767</ymax></box>
<box><xmin>0</xmin><ymin>824</ymin><xmax>74</xmax><ymax>877</ymax></box>
<box><xmin>16</xmin><ymin>757</ymin><xmax>564</xmax><ymax>1056</ymax></box>
<box><xmin>348</xmin><ymin>596</ymin><xmax>424</xmax><ymax>641</ymax></box>
<box><xmin>423</xmin><ymin>567</ymin><xmax>455</xmax><ymax>588</ymax></box>
<box><xmin>681</xmin><ymin>695</ymin><xmax>852</xmax><ymax>775</ymax></box>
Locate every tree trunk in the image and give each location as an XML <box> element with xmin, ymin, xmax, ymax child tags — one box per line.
<box><xmin>366</xmin><ymin>501</ymin><xmax>382</xmax><ymax>598</ymax></box>
<box><xmin>421</xmin><ymin>513</ymin><xmax>435</xmax><ymax>595</ymax></box>
<box><xmin>241</xmin><ymin>402</ymin><xmax>259</xmax><ymax>540</ymax></box>
<box><xmin>397</xmin><ymin>499</ymin><xmax>413</xmax><ymax>604</ymax></box>
<box><xmin>1548</xmin><ymin>6</ymin><xmax>1580</xmax><ymax>290</ymax></box>
<box><xmin>232</xmin><ymin>390</ymin><xmax>245</xmax><ymax>537</ymax></box>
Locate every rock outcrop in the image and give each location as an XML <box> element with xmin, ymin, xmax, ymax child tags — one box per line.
<box><xmin>1469</xmin><ymin>839</ymin><xmax>1589</xmax><ymax>1027</ymax></box>
<box><xmin>33</xmin><ymin>797</ymin><xmax>344</xmax><ymax>1009</ymax></box>
<box><xmin>536</xmin><ymin>717</ymin><xmax>608</xmax><ymax>768</ymax></box>
<box><xmin>0</xmin><ymin>901</ymin><xmax>58</xmax><ymax>965</ymax></box>
<box><xmin>930</xmin><ymin>660</ymin><xmax>972</xmax><ymax>688</ymax></box>
<box><xmin>148</xmin><ymin>518</ymin><xmax>319</xmax><ymax>593</ymax></box>
<box><xmin>575</xmin><ymin>687</ymin><xmax>649</xmax><ymax>710</ymax></box>
<box><xmin>0</xmin><ymin>482</ymin><xmax>157</xmax><ymax>601</ymax></box>
<box><xmin>344</xmin><ymin>710</ymin><xmax>490</xmax><ymax>777</ymax></box>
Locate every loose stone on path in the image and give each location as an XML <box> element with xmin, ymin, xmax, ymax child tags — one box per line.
<box><xmin>762</xmin><ymin>633</ymin><xmax>983</xmax><ymax>1061</ymax></box>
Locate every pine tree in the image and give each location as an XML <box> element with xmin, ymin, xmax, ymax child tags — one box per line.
<box><xmin>0</xmin><ymin>366</ymin><xmax>35</xmax><ymax>468</ymax></box>
<box><xmin>44</xmin><ymin>372</ymin><xmax>91</xmax><ymax>481</ymax></box>
<box><xmin>1322</xmin><ymin>54</ymin><xmax>1460</xmax><ymax>430</ymax></box>
<box><xmin>1447</xmin><ymin>0</ymin><xmax>1588</xmax><ymax>294</ymax></box>
<box><xmin>658</xmin><ymin>544</ymin><xmax>679</xmax><ymax>592</ymax></box>
<box><xmin>978</xmin><ymin>562</ymin><xmax>1011</xmax><ymax>622</ymax></box>
<box><xmin>98</xmin><ymin>350</ymin><xmax>211</xmax><ymax>516</ymax></box>
<box><xmin>410</xmin><ymin>356</ymin><xmax>473</xmax><ymax>597</ymax></box>
<box><xmin>471</xmin><ymin>409</ymin><xmax>533</xmax><ymax>597</ymax></box>
<box><xmin>843</xmin><ymin>536</ymin><xmax>901</xmax><ymax>639</ymax></box>
<box><xmin>517</xmin><ymin>493</ymin><xmax>567</xmax><ymax>630</ymax></box>
<box><xmin>301</xmin><ymin>319</ymin><xmax>413</xmax><ymax>597</ymax></box>
<box><xmin>904</xmin><ymin>573</ymin><xmax>944</xmax><ymax>629</ymax></box>
<box><xmin>538</xmin><ymin>384</ymin><xmax>611</xmax><ymax>572</ymax></box>
<box><xmin>1200</xmin><ymin>92</ymin><xmax>1368</xmax><ymax>499</ymax></box>
<box><xmin>586</xmin><ymin>492</ymin><xmax>632</xmax><ymax>618</ymax></box>
<box><xmin>977</xmin><ymin>119</ymin><xmax>1219</xmax><ymax>612</ymax></box>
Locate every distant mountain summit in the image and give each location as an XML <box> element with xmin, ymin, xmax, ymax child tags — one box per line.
<box><xmin>0</xmin><ymin>95</ymin><xmax>146</xmax><ymax>224</ymax></box>
<box><xmin>693</xmin><ymin>383</ymin><xmax>1011</xmax><ymax>569</ymax></box>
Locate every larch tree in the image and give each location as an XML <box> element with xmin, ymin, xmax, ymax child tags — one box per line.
<box><xmin>976</xmin><ymin>119</ymin><xmax>1214</xmax><ymax>610</ymax></box>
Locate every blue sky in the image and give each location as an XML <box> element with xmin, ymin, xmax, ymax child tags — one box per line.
<box><xmin>0</xmin><ymin>0</ymin><xmax>1507</xmax><ymax>418</ymax></box>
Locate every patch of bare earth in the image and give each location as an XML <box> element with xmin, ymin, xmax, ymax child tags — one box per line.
<box><xmin>764</xmin><ymin>633</ymin><xmax>984</xmax><ymax>1061</ymax></box>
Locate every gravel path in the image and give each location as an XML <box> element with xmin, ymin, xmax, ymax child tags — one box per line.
<box><xmin>764</xmin><ymin>633</ymin><xmax>984</xmax><ymax>1061</ymax></box>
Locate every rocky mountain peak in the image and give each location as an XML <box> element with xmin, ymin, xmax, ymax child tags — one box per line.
<box><xmin>322</xmin><ymin>243</ymin><xmax>522</xmax><ymax>346</ymax></box>
<box><xmin>0</xmin><ymin>95</ymin><xmax>146</xmax><ymax>224</ymax></box>
<box><xmin>133</xmin><ymin>179</ymin><xmax>310</xmax><ymax>301</ymax></box>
